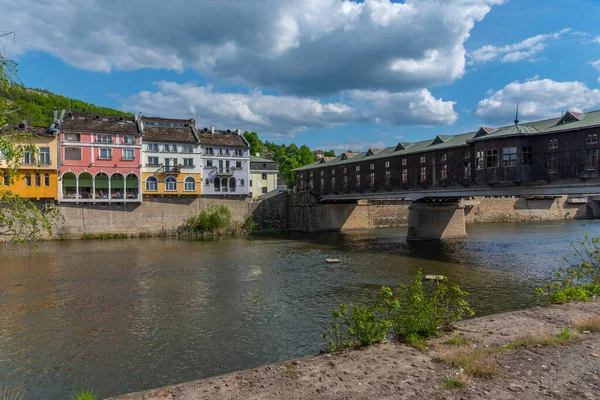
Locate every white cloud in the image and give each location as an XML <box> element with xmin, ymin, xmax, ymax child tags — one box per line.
<box><xmin>121</xmin><ymin>82</ymin><xmax>458</xmax><ymax>136</ymax></box>
<box><xmin>475</xmin><ymin>78</ymin><xmax>600</xmax><ymax>124</ymax></box>
<box><xmin>0</xmin><ymin>0</ymin><xmax>504</xmax><ymax>96</ymax></box>
<box><xmin>469</xmin><ymin>29</ymin><xmax>569</xmax><ymax>65</ymax></box>
<box><xmin>589</xmin><ymin>59</ymin><xmax>600</xmax><ymax>71</ymax></box>
<box><xmin>593</xmin><ymin>36</ymin><xmax>600</xmax><ymax>44</ymax></box>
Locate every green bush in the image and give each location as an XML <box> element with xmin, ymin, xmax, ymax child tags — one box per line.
<box><xmin>180</xmin><ymin>205</ymin><xmax>232</xmax><ymax>235</ymax></box>
<box><xmin>72</xmin><ymin>390</ymin><xmax>97</xmax><ymax>400</ymax></box>
<box><xmin>323</xmin><ymin>269</ymin><xmax>474</xmax><ymax>352</ymax></box>
<box><xmin>535</xmin><ymin>235</ymin><xmax>600</xmax><ymax>305</ymax></box>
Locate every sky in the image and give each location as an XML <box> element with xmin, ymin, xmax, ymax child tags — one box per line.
<box><xmin>2</xmin><ymin>0</ymin><xmax>600</xmax><ymax>153</ymax></box>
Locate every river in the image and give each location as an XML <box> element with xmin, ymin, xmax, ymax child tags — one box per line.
<box><xmin>1</xmin><ymin>220</ymin><xmax>599</xmax><ymax>399</ymax></box>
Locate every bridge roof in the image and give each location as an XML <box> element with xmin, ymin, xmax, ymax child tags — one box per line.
<box><xmin>295</xmin><ymin>109</ymin><xmax>600</xmax><ymax>172</ymax></box>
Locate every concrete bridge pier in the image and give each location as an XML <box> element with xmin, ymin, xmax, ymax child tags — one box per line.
<box><xmin>407</xmin><ymin>200</ymin><xmax>467</xmax><ymax>241</ymax></box>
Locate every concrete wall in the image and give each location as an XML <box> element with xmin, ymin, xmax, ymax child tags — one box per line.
<box><xmin>55</xmin><ymin>197</ymin><xmax>257</xmax><ymax>239</ymax></box>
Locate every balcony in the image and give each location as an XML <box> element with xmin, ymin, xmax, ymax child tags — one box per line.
<box><xmin>159</xmin><ymin>165</ymin><xmax>181</xmax><ymax>174</ymax></box>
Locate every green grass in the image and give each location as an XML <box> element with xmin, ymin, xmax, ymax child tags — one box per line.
<box><xmin>445</xmin><ymin>334</ymin><xmax>470</xmax><ymax>346</ymax></box>
<box><xmin>437</xmin><ymin>348</ymin><xmax>499</xmax><ymax>378</ymax></box>
<box><xmin>505</xmin><ymin>328</ymin><xmax>574</xmax><ymax>349</ymax></box>
<box><xmin>574</xmin><ymin>316</ymin><xmax>600</xmax><ymax>333</ymax></box>
<box><xmin>72</xmin><ymin>390</ymin><xmax>97</xmax><ymax>400</ymax></box>
<box><xmin>406</xmin><ymin>334</ymin><xmax>427</xmax><ymax>351</ymax></box>
<box><xmin>440</xmin><ymin>376</ymin><xmax>469</xmax><ymax>390</ymax></box>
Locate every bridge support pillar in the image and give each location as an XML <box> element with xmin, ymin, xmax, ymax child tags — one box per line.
<box><xmin>407</xmin><ymin>201</ymin><xmax>467</xmax><ymax>241</ymax></box>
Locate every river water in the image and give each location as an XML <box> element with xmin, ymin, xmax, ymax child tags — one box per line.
<box><xmin>1</xmin><ymin>220</ymin><xmax>599</xmax><ymax>399</ymax></box>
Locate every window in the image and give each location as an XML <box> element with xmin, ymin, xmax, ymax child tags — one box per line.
<box><xmin>183</xmin><ymin>145</ymin><xmax>193</xmax><ymax>153</ymax></box>
<box><xmin>206</xmin><ymin>147</ymin><xmax>214</xmax><ymax>155</ymax></box>
<box><xmin>309</xmin><ymin>171</ymin><xmax>313</xmax><ymax>178</ymax></box>
<box><xmin>548</xmin><ymin>153</ymin><xmax>559</xmax><ymax>174</ymax></box>
<box><xmin>64</xmin><ymin>133</ymin><xmax>80</xmax><ymax>142</ymax></box>
<box><xmin>146</xmin><ymin>176</ymin><xmax>158</xmax><ymax>191</ymax></box>
<box><xmin>320</xmin><ymin>170</ymin><xmax>324</xmax><ymax>176</ymax></box>
<box><xmin>44</xmin><ymin>174</ymin><xmax>50</xmax><ymax>186</ymax></box>
<box><xmin>262</xmin><ymin>173</ymin><xmax>267</xmax><ymax>180</ymax></box>
<box><xmin>219</xmin><ymin>148</ymin><xmax>224</xmax><ymax>156</ymax></box>
<box><xmin>309</xmin><ymin>179</ymin><xmax>314</xmax><ymax>190</ymax></box>
<box><xmin>356</xmin><ymin>165</ymin><xmax>360</xmax><ymax>172</ymax></box>
<box><xmin>385</xmin><ymin>171</ymin><xmax>391</xmax><ymax>185</ymax></box>
<box><xmin>240</xmin><ymin>179</ymin><xmax>245</xmax><ymax>187</ymax></box>
<box><xmin>262</xmin><ymin>187</ymin><xmax>268</xmax><ymax>194</ymax></box>
<box><xmin>522</xmin><ymin>146</ymin><xmax>534</xmax><ymax>165</ymax></box>
<box><xmin>147</xmin><ymin>143</ymin><xmax>158</xmax><ymax>152</ymax></box>
<box><xmin>122</xmin><ymin>149</ymin><xmax>134</xmax><ymax>160</ymax></box>
<box><xmin>420</xmin><ymin>156</ymin><xmax>426</xmax><ymax>164</ymax></box>
<box><xmin>343</xmin><ymin>167</ymin><xmax>347</xmax><ymax>174</ymax></box>
<box><xmin>34</xmin><ymin>173</ymin><xmax>41</xmax><ymax>186</ymax></box>
<box><xmin>39</xmin><ymin>147</ymin><xmax>50</xmax><ymax>165</ymax></box>
<box><xmin>463</xmin><ymin>149</ymin><xmax>470</xmax><ymax>159</ymax></box>
<box><xmin>420</xmin><ymin>166</ymin><xmax>427</xmax><ymax>182</ymax></box>
<box><xmin>370</xmin><ymin>163</ymin><xmax>375</xmax><ymax>170</ymax></box>
<box><xmin>586</xmin><ymin>149</ymin><xmax>598</xmax><ymax>171</ymax></box>
<box><xmin>385</xmin><ymin>161</ymin><xmax>390</xmax><ymax>168</ymax></box>
<box><xmin>440</xmin><ymin>164</ymin><xmax>448</xmax><ymax>180</ymax></box>
<box><xmin>205</xmin><ymin>178</ymin><xmax>210</xmax><ymax>186</ymax></box>
<box><xmin>356</xmin><ymin>174</ymin><xmax>361</xmax><ymax>187</ymax></box>
<box><xmin>441</xmin><ymin>153</ymin><xmax>447</xmax><ymax>162</ymax></box>
<box><xmin>331</xmin><ymin>177</ymin><xmax>336</xmax><ymax>188</ymax></box>
<box><xmin>402</xmin><ymin>158</ymin><xmax>407</xmax><ymax>166</ymax></box>
<box><xmin>463</xmin><ymin>162</ymin><xmax>471</xmax><ymax>179</ymax></box>
<box><xmin>235</xmin><ymin>148</ymin><xmax>243</xmax><ymax>156</ymax></box>
<box><xmin>331</xmin><ymin>168</ymin><xmax>336</xmax><ymax>175</ymax></box>
<box><xmin>320</xmin><ymin>178</ymin><xmax>324</xmax><ymax>190</ymax></box>
<box><xmin>122</xmin><ymin>135</ymin><xmax>135</xmax><ymax>145</ymax></box>
<box><xmin>235</xmin><ymin>161</ymin><xmax>242</xmax><ymax>169</ymax></box>
<box><xmin>250</xmin><ymin>180</ymin><xmax>253</xmax><ymax>187</ymax></box>
<box><xmin>502</xmin><ymin>147</ymin><xmax>517</xmax><ymax>167</ymax></box>
<box><xmin>3</xmin><ymin>175</ymin><xmax>8</xmax><ymax>186</ymax></box>
<box><xmin>476</xmin><ymin>151</ymin><xmax>484</xmax><ymax>170</ymax></box>
<box><xmin>206</xmin><ymin>160</ymin><xmax>213</xmax><ymax>168</ymax></box>
<box><xmin>226</xmin><ymin>148</ymin><xmax>230</xmax><ymax>156</ymax></box>
<box><xmin>23</xmin><ymin>151</ymin><xmax>34</xmax><ymax>164</ymax></box>
<box><xmin>402</xmin><ymin>169</ymin><xmax>408</xmax><ymax>183</ymax></box>
<box><xmin>587</xmin><ymin>133</ymin><xmax>598</xmax><ymax>145</ymax></box>
<box><xmin>147</xmin><ymin>156</ymin><xmax>159</xmax><ymax>166</ymax></box>
<box><xmin>97</xmin><ymin>134</ymin><xmax>112</xmax><ymax>143</ymax></box>
<box><xmin>183</xmin><ymin>158</ymin><xmax>194</xmax><ymax>167</ymax></box>
<box><xmin>65</xmin><ymin>147</ymin><xmax>82</xmax><ymax>161</ymax></box>
<box><xmin>164</xmin><ymin>144</ymin><xmax>177</xmax><ymax>152</ymax></box>
<box><xmin>165</xmin><ymin>177</ymin><xmax>177</xmax><ymax>191</ymax></box>
<box><xmin>184</xmin><ymin>177</ymin><xmax>196</xmax><ymax>191</ymax></box>
<box><xmin>343</xmin><ymin>176</ymin><xmax>348</xmax><ymax>189</ymax></box>
<box><xmin>548</xmin><ymin>138</ymin><xmax>558</xmax><ymax>150</ymax></box>
<box><xmin>369</xmin><ymin>172</ymin><xmax>375</xmax><ymax>186</ymax></box>
<box><xmin>25</xmin><ymin>173</ymin><xmax>31</xmax><ymax>186</ymax></box>
<box><xmin>486</xmin><ymin>149</ymin><xmax>499</xmax><ymax>168</ymax></box>
<box><xmin>99</xmin><ymin>148</ymin><xmax>112</xmax><ymax>160</ymax></box>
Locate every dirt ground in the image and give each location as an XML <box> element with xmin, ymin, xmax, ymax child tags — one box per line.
<box><xmin>110</xmin><ymin>301</ymin><xmax>600</xmax><ymax>400</ymax></box>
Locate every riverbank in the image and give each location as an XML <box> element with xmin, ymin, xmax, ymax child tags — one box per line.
<box><xmin>110</xmin><ymin>300</ymin><xmax>600</xmax><ymax>400</ymax></box>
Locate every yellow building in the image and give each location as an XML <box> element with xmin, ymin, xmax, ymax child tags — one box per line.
<box><xmin>0</xmin><ymin>124</ymin><xmax>59</xmax><ymax>200</ymax></box>
<box><xmin>249</xmin><ymin>155</ymin><xmax>279</xmax><ymax>199</ymax></box>
<box><xmin>141</xmin><ymin>117</ymin><xmax>202</xmax><ymax>197</ymax></box>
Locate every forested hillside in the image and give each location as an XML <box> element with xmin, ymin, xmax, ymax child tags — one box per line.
<box><xmin>0</xmin><ymin>87</ymin><xmax>131</xmax><ymax>126</ymax></box>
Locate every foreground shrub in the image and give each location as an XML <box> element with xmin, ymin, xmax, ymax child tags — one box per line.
<box><xmin>72</xmin><ymin>390</ymin><xmax>97</xmax><ymax>400</ymax></box>
<box><xmin>323</xmin><ymin>269</ymin><xmax>473</xmax><ymax>352</ymax></box>
<box><xmin>535</xmin><ymin>235</ymin><xmax>600</xmax><ymax>305</ymax></box>
<box><xmin>179</xmin><ymin>205</ymin><xmax>233</xmax><ymax>235</ymax></box>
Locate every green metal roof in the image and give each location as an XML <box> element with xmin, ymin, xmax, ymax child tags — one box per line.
<box><xmin>250</xmin><ymin>155</ymin><xmax>276</xmax><ymax>163</ymax></box>
<box><xmin>294</xmin><ymin>109</ymin><xmax>600</xmax><ymax>172</ymax></box>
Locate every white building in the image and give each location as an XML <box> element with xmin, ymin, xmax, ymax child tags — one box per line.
<box><xmin>197</xmin><ymin>127</ymin><xmax>250</xmax><ymax>196</ymax></box>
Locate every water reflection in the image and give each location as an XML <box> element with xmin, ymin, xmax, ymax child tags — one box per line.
<box><xmin>1</xmin><ymin>219</ymin><xmax>599</xmax><ymax>399</ymax></box>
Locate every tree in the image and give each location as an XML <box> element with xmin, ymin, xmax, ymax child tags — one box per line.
<box><xmin>324</xmin><ymin>150</ymin><xmax>336</xmax><ymax>157</ymax></box>
<box><xmin>0</xmin><ymin>54</ymin><xmax>62</xmax><ymax>248</ymax></box>
<box><xmin>243</xmin><ymin>131</ymin><xmax>264</xmax><ymax>157</ymax></box>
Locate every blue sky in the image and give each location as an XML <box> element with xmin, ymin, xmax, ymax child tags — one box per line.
<box><xmin>3</xmin><ymin>0</ymin><xmax>600</xmax><ymax>153</ymax></box>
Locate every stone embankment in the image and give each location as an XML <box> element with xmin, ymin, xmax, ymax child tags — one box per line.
<box><xmin>110</xmin><ymin>300</ymin><xmax>600</xmax><ymax>400</ymax></box>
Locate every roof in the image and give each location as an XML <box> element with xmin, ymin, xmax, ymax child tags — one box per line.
<box><xmin>197</xmin><ymin>131</ymin><xmax>249</xmax><ymax>148</ymax></box>
<box><xmin>294</xmin><ymin>109</ymin><xmax>600</xmax><ymax>172</ymax></box>
<box><xmin>250</xmin><ymin>155</ymin><xmax>276</xmax><ymax>163</ymax></box>
<box><xmin>60</xmin><ymin>113</ymin><xmax>140</xmax><ymax>134</ymax></box>
<box><xmin>0</xmin><ymin>123</ymin><xmax>53</xmax><ymax>137</ymax></box>
<box><xmin>142</xmin><ymin>116</ymin><xmax>197</xmax><ymax>144</ymax></box>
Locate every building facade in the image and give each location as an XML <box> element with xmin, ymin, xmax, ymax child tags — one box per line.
<box><xmin>197</xmin><ymin>127</ymin><xmax>250</xmax><ymax>196</ymax></box>
<box><xmin>0</xmin><ymin>123</ymin><xmax>59</xmax><ymax>200</ymax></box>
<box><xmin>249</xmin><ymin>154</ymin><xmax>278</xmax><ymax>199</ymax></box>
<box><xmin>57</xmin><ymin>113</ymin><xmax>143</xmax><ymax>203</ymax></box>
<box><xmin>295</xmin><ymin>110</ymin><xmax>600</xmax><ymax>196</ymax></box>
<box><xmin>141</xmin><ymin>117</ymin><xmax>202</xmax><ymax>197</ymax></box>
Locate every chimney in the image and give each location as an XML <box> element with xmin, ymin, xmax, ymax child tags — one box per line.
<box><xmin>53</xmin><ymin>107</ymin><xmax>58</xmax><ymax>122</ymax></box>
<box><xmin>211</xmin><ymin>126</ymin><xmax>215</xmax><ymax>134</ymax></box>
<box><xmin>236</xmin><ymin>128</ymin><xmax>241</xmax><ymax>135</ymax></box>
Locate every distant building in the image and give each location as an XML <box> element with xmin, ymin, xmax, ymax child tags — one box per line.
<box><xmin>141</xmin><ymin>117</ymin><xmax>202</xmax><ymax>197</ymax></box>
<box><xmin>249</xmin><ymin>154</ymin><xmax>278</xmax><ymax>199</ymax></box>
<box><xmin>197</xmin><ymin>127</ymin><xmax>250</xmax><ymax>196</ymax></box>
<box><xmin>57</xmin><ymin>112</ymin><xmax>142</xmax><ymax>203</ymax></box>
<box><xmin>0</xmin><ymin>121</ymin><xmax>58</xmax><ymax>200</ymax></box>
<box><xmin>313</xmin><ymin>150</ymin><xmax>325</xmax><ymax>159</ymax></box>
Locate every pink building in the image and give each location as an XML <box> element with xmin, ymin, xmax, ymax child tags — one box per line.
<box><xmin>57</xmin><ymin>112</ymin><xmax>143</xmax><ymax>203</ymax></box>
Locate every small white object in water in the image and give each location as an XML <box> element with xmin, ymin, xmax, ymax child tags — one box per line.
<box><xmin>326</xmin><ymin>258</ymin><xmax>340</xmax><ymax>264</ymax></box>
<box><xmin>424</xmin><ymin>274</ymin><xmax>445</xmax><ymax>281</ymax></box>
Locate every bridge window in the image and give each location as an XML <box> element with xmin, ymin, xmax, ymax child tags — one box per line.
<box><xmin>420</xmin><ymin>167</ymin><xmax>427</xmax><ymax>182</ymax></box>
<box><xmin>402</xmin><ymin>169</ymin><xmax>407</xmax><ymax>183</ymax></box>
<box><xmin>420</xmin><ymin>156</ymin><xmax>426</xmax><ymax>164</ymax></box>
<box><xmin>385</xmin><ymin>161</ymin><xmax>390</xmax><ymax>168</ymax></box>
<box><xmin>356</xmin><ymin>174</ymin><xmax>361</xmax><ymax>187</ymax></box>
<box><xmin>331</xmin><ymin>177</ymin><xmax>336</xmax><ymax>188</ymax></box>
<box><xmin>309</xmin><ymin>180</ymin><xmax>314</xmax><ymax>190</ymax></box>
<box><xmin>585</xmin><ymin>149</ymin><xmax>597</xmax><ymax>171</ymax></box>
<box><xmin>343</xmin><ymin>176</ymin><xmax>348</xmax><ymax>189</ymax></box>
<box><xmin>35</xmin><ymin>173</ymin><xmax>41</xmax><ymax>186</ymax></box>
<box><xmin>369</xmin><ymin>172</ymin><xmax>375</xmax><ymax>186</ymax></box>
<box><xmin>440</xmin><ymin>164</ymin><xmax>448</xmax><ymax>180</ymax></box>
<box><xmin>463</xmin><ymin>149</ymin><xmax>470</xmax><ymax>159</ymax></box>
<box><xmin>402</xmin><ymin>158</ymin><xmax>407</xmax><ymax>166</ymax></box>
<box><xmin>476</xmin><ymin>151</ymin><xmax>484</xmax><ymax>170</ymax></box>
<box><xmin>320</xmin><ymin>170</ymin><xmax>324</xmax><ymax>177</ymax></box>
<box><xmin>343</xmin><ymin>167</ymin><xmax>347</xmax><ymax>174</ymax></box>
<box><xmin>522</xmin><ymin>146</ymin><xmax>534</xmax><ymax>165</ymax></box>
<box><xmin>44</xmin><ymin>174</ymin><xmax>50</xmax><ymax>186</ymax></box>
<box><xmin>486</xmin><ymin>149</ymin><xmax>499</xmax><ymax>168</ymax></box>
<box><xmin>464</xmin><ymin>162</ymin><xmax>471</xmax><ymax>179</ymax></box>
<box><xmin>370</xmin><ymin>163</ymin><xmax>375</xmax><ymax>170</ymax></box>
<box><xmin>548</xmin><ymin>138</ymin><xmax>558</xmax><ymax>150</ymax></box>
<box><xmin>356</xmin><ymin>165</ymin><xmax>360</xmax><ymax>172</ymax></box>
<box><xmin>25</xmin><ymin>173</ymin><xmax>32</xmax><ymax>186</ymax></box>
<box><xmin>385</xmin><ymin>171</ymin><xmax>391</xmax><ymax>185</ymax></box>
<box><xmin>309</xmin><ymin>171</ymin><xmax>313</xmax><ymax>178</ymax></box>
<box><xmin>502</xmin><ymin>147</ymin><xmax>517</xmax><ymax>167</ymax></box>
<box><xmin>549</xmin><ymin>154</ymin><xmax>559</xmax><ymax>174</ymax></box>
<box><xmin>441</xmin><ymin>153</ymin><xmax>447</xmax><ymax>162</ymax></box>
<box><xmin>587</xmin><ymin>133</ymin><xmax>598</xmax><ymax>145</ymax></box>
<box><xmin>331</xmin><ymin>168</ymin><xmax>335</xmax><ymax>175</ymax></box>
<box><xmin>320</xmin><ymin>178</ymin><xmax>324</xmax><ymax>190</ymax></box>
